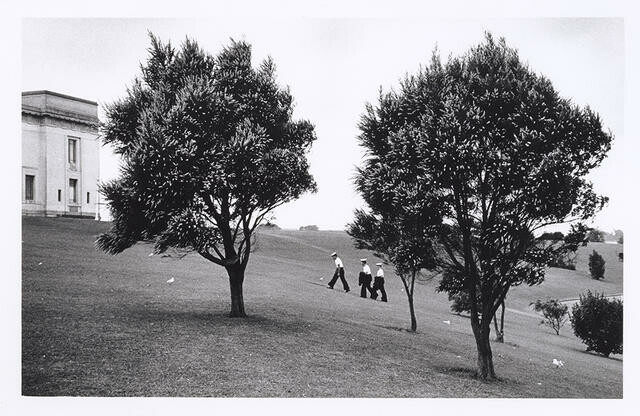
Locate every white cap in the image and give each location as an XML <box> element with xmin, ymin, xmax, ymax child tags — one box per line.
<box><xmin>376</xmin><ymin>262</ymin><xmax>383</xmax><ymax>266</ymax></box>
<box><xmin>330</xmin><ymin>252</ymin><xmax>337</xmax><ymax>257</ymax></box>
<box><xmin>360</xmin><ymin>258</ymin><xmax>367</xmax><ymax>262</ymax></box>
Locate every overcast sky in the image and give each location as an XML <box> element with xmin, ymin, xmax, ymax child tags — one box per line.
<box><xmin>21</xmin><ymin>17</ymin><xmax>624</xmax><ymax>232</ymax></box>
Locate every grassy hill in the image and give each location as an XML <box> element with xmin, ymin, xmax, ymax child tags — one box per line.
<box><xmin>22</xmin><ymin>217</ymin><xmax>622</xmax><ymax>397</ymax></box>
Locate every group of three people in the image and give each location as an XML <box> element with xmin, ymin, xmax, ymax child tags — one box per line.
<box><xmin>327</xmin><ymin>252</ymin><xmax>388</xmax><ymax>302</ymax></box>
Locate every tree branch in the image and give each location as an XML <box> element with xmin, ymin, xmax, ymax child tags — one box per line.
<box><xmin>199</xmin><ymin>249</ymin><xmax>225</xmax><ymax>266</ymax></box>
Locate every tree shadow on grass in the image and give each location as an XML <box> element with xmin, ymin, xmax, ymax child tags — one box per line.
<box><xmin>122</xmin><ymin>306</ymin><xmax>312</xmax><ymax>335</ymax></box>
<box><xmin>569</xmin><ymin>347</ymin><xmax>623</xmax><ymax>362</ymax></box>
<box><xmin>433</xmin><ymin>365</ymin><xmax>519</xmax><ymax>385</ymax></box>
<box><xmin>374</xmin><ymin>324</ymin><xmax>417</xmax><ymax>334</ymax></box>
<box><xmin>434</xmin><ymin>366</ymin><xmax>477</xmax><ymax>378</ymax></box>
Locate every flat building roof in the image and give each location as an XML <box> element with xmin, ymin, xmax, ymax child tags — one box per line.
<box><xmin>22</xmin><ymin>90</ymin><xmax>98</xmax><ymax>106</ymax></box>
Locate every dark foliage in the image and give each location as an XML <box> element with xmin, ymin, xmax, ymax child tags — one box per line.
<box><xmin>450</xmin><ymin>291</ymin><xmax>473</xmax><ymax>314</ymax></box>
<box><xmin>586</xmin><ymin>229</ymin><xmax>605</xmax><ymax>242</ymax></box>
<box><xmin>588</xmin><ymin>250</ymin><xmax>606</xmax><ymax>280</ymax></box>
<box><xmin>538</xmin><ymin>231</ymin><xmax>565</xmax><ymax>241</ymax></box>
<box><xmin>347</xmin><ymin>209</ymin><xmax>437</xmax><ymax>332</ymax></box>
<box><xmin>259</xmin><ymin>222</ymin><xmax>281</xmax><ymax>229</ymax></box>
<box><xmin>570</xmin><ymin>291</ymin><xmax>622</xmax><ymax>357</ymax></box>
<box><xmin>531</xmin><ymin>298</ymin><xmax>568</xmax><ymax>335</ymax></box>
<box><xmin>548</xmin><ymin>251</ymin><xmax>577</xmax><ymax>270</ymax></box>
<box><xmin>299</xmin><ymin>225</ymin><xmax>319</xmax><ymax>231</ymax></box>
<box><xmin>96</xmin><ymin>34</ymin><xmax>316</xmax><ymax>316</ymax></box>
<box><xmin>351</xmin><ymin>32</ymin><xmax>611</xmax><ymax>379</ymax></box>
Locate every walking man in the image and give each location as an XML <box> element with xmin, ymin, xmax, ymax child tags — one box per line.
<box><xmin>371</xmin><ymin>262</ymin><xmax>388</xmax><ymax>302</ymax></box>
<box><xmin>328</xmin><ymin>252</ymin><xmax>350</xmax><ymax>292</ymax></box>
<box><xmin>358</xmin><ymin>258</ymin><xmax>374</xmax><ymax>298</ymax></box>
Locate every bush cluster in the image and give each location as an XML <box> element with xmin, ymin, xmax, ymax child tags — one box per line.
<box><xmin>531</xmin><ymin>299</ymin><xmax>568</xmax><ymax>335</ymax></box>
<box><xmin>586</xmin><ymin>229</ymin><xmax>605</xmax><ymax>242</ymax></box>
<box><xmin>588</xmin><ymin>250</ymin><xmax>605</xmax><ymax>280</ymax></box>
<box><xmin>299</xmin><ymin>225</ymin><xmax>319</xmax><ymax>231</ymax></box>
<box><xmin>570</xmin><ymin>291</ymin><xmax>622</xmax><ymax>357</ymax></box>
<box><xmin>538</xmin><ymin>231</ymin><xmax>565</xmax><ymax>241</ymax></box>
<box><xmin>449</xmin><ymin>292</ymin><xmax>474</xmax><ymax>314</ymax></box>
<box><xmin>549</xmin><ymin>253</ymin><xmax>576</xmax><ymax>270</ymax></box>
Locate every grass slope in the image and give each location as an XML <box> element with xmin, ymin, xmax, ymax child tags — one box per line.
<box><xmin>22</xmin><ymin>217</ymin><xmax>622</xmax><ymax>397</ymax></box>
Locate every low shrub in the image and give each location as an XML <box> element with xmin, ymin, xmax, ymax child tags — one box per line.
<box><xmin>549</xmin><ymin>253</ymin><xmax>576</xmax><ymax>270</ymax></box>
<box><xmin>586</xmin><ymin>229</ymin><xmax>605</xmax><ymax>242</ymax></box>
<box><xmin>299</xmin><ymin>225</ymin><xmax>319</xmax><ymax>231</ymax></box>
<box><xmin>588</xmin><ymin>250</ymin><xmax>605</xmax><ymax>280</ymax></box>
<box><xmin>570</xmin><ymin>291</ymin><xmax>622</xmax><ymax>357</ymax></box>
<box><xmin>538</xmin><ymin>231</ymin><xmax>565</xmax><ymax>241</ymax></box>
<box><xmin>531</xmin><ymin>299</ymin><xmax>568</xmax><ymax>335</ymax></box>
<box><xmin>450</xmin><ymin>291</ymin><xmax>472</xmax><ymax>314</ymax></box>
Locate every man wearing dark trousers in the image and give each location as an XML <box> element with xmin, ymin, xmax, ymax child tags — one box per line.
<box><xmin>328</xmin><ymin>252</ymin><xmax>350</xmax><ymax>292</ymax></box>
<box><xmin>371</xmin><ymin>262</ymin><xmax>388</xmax><ymax>302</ymax></box>
<box><xmin>358</xmin><ymin>258</ymin><xmax>374</xmax><ymax>298</ymax></box>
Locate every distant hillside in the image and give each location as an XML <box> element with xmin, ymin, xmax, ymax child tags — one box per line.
<box><xmin>22</xmin><ymin>217</ymin><xmax>622</xmax><ymax>397</ymax></box>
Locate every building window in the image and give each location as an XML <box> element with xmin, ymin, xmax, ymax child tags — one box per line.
<box><xmin>87</xmin><ymin>192</ymin><xmax>90</xmax><ymax>204</ymax></box>
<box><xmin>58</xmin><ymin>189</ymin><xmax>61</xmax><ymax>202</ymax></box>
<box><xmin>68</xmin><ymin>138</ymin><xmax>78</xmax><ymax>168</ymax></box>
<box><xmin>25</xmin><ymin>175</ymin><xmax>35</xmax><ymax>201</ymax></box>
<box><xmin>69</xmin><ymin>179</ymin><xmax>78</xmax><ymax>203</ymax></box>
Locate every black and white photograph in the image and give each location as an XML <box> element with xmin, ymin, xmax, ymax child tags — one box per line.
<box><xmin>2</xmin><ymin>0</ymin><xmax>639</xmax><ymax>414</ymax></box>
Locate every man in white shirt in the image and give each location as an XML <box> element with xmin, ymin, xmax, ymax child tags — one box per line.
<box><xmin>328</xmin><ymin>252</ymin><xmax>350</xmax><ymax>292</ymax></box>
<box><xmin>371</xmin><ymin>262</ymin><xmax>388</xmax><ymax>302</ymax></box>
<box><xmin>358</xmin><ymin>258</ymin><xmax>374</xmax><ymax>298</ymax></box>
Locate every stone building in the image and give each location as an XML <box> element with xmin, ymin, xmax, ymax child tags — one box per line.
<box><xmin>22</xmin><ymin>90</ymin><xmax>100</xmax><ymax>218</ymax></box>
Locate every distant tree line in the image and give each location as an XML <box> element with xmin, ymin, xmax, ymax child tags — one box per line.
<box><xmin>299</xmin><ymin>225</ymin><xmax>319</xmax><ymax>231</ymax></box>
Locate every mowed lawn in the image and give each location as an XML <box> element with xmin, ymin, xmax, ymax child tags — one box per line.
<box><xmin>22</xmin><ymin>217</ymin><xmax>623</xmax><ymax>397</ymax></box>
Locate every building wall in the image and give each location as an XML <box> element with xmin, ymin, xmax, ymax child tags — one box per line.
<box><xmin>22</xmin><ymin>91</ymin><xmax>100</xmax><ymax>218</ymax></box>
<box><xmin>21</xmin><ymin>122</ymin><xmax>45</xmax><ymax>214</ymax></box>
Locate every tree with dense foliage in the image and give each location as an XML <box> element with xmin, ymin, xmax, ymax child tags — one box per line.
<box><xmin>571</xmin><ymin>291</ymin><xmax>622</xmax><ymax>357</ymax></box>
<box><xmin>347</xmin><ymin>210</ymin><xmax>437</xmax><ymax>332</ymax></box>
<box><xmin>96</xmin><ymin>35</ymin><xmax>317</xmax><ymax>317</ymax></box>
<box><xmin>588</xmin><ymin>250</ymin><xmax>606</xmax><ymax>280</ymax></box>
<box><xmin>531</xmin><ymin>299</ymin><xmax>568</xmax><ymax>335</ymax></box>
<box><xmin>352</xmin><ymin>33</ymin><xmax>611</xmax><ymax>379</ymax></box>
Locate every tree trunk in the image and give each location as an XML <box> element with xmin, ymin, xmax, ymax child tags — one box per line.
<box><xmin>226</xmin><ymin>263</ymin><xmax>247</xmax><ymax>318</ymax></box>
<box><xmin>472</xmin><ymin>316</ymin><xmax>496</xmax><ymax>380</ymax></box>
<box><xmin>400</xmin><ymin>274</ymin><xmax>418</xmax><ymax>332</ymax></box>
<box><xmin>493</xmin><ymin>313</ymin><xmax>502</xmax><ymax>343</ymax></box>
<box><xmin>408</xmin><ymin>295</ymin><xmax>417</xmax><ymax>332</ymax></box>
<box><xmin>493</xmin><ymin>301</ymin><xmax>505</xmax><ymax>343</ymax></box>
<box><xmin>499</xmin><ymin>300</ymin><xmax>505</xmax><ymax>341</ymax></box>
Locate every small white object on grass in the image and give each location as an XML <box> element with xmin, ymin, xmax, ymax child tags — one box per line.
<box><xmin>443</xmin><ymin>320</ymin><xmax>451</xmax><ymax>325</ymax></box>
<box><xmin>320</xmin><ymin>278</ymin><xmax>323</xmax><ymax>280</ymax></box>
<box><xmin>537</xmin><ymin>382</ymin><xmax>542</xmax><ymax>386</ymax></box>
<box><xmin>167</xmin><ymin>277</ymin><xmax>175</xmax><ymax>283</ymax></box>
<box><xmin>38</xmin><ymin>262</ymin><xmax>42</xmax><ymax>265</ymax></box>
<box><xmin>148</xmin><ymin>253</ymin><xmax>154</xmax><ymax>257</ymax></box>
<box><xmin>552</xmin><ymin>359</ymin><xmax>564</xmax><ymax>368</ymax></box>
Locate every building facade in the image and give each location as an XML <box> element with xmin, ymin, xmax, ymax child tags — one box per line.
<box><xmin>22</xmin><ymin>90</ymin><xmax>100</xmax><ymax>218</ymax></box>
